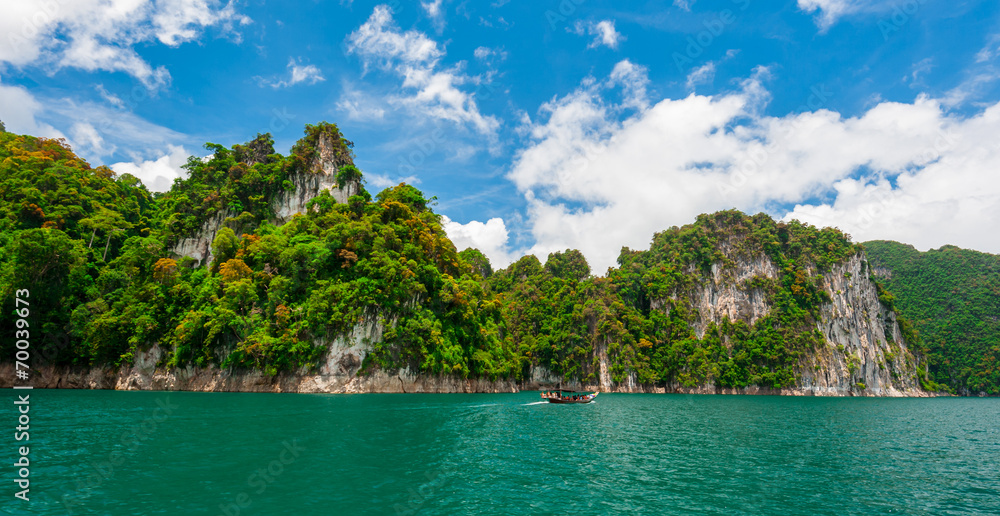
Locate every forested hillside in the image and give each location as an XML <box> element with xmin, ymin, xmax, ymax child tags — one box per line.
<box><xmin>0</xmin><ymin>123</ymin><xmax>983</xmax><ymax>394</ymax></box>
<box><xmin>864</xmin><ymin>241</ymin><xmax>1000</xmax><ymax>395</ymax></box>
<box><xmin>0</xmin><ymin>124</ymin><xmax>502</xmax><ymax>378</ymax></box>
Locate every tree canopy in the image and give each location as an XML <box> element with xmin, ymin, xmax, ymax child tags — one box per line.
<box><xmin>865</xmin><ymin>241</ymin><xmax>1000</xmax><ymax>394</ymax></box>
<box><xmin>0</xmin><ymin>125</ymin><xmax>991</xmax><ymax>393</ymax></box>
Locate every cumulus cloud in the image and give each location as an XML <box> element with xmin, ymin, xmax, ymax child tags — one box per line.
<box><xmin>441</xmin><ymin>215</ymin><xmax>514</xmax><ymax>269</ymax></box>
<box><xmin>570</xmin><ymin>20</ymin><xmax>624</xmax><ymax>50</ymax></box>
<box><xmin>111</xmin><ymin>145</ymin><xmax>190</xmax><ymax>192</ymax></box>
<box><xmin>0</xmin><ymin>0</ymin><xmax>250</xmax><ymax>89</ymax></box>
<box><xmin>346</xmin><ymin>5</ymin><xmax>499</xmax><ymax>136</ymax></box>
<box><xmin>259</xmin><ymin>58</ymin><xmax>325</xmax><ymax>88</ymax></box>
<box><xmin>496</xmin><ymin>61</ymin><xmax>1000</xmax><ymax>273</ymax></box>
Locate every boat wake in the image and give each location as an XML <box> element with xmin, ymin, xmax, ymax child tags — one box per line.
<box><xmin>523</xmin><ymin>401</ymin><xmax>548</xmax><ymax>406</ymax></box>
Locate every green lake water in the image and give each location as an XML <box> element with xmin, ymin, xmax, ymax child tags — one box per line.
<box><xmin>3</xmin><ymin>390</ymin><xmax>999</xmax><ymax>515</ymax></box>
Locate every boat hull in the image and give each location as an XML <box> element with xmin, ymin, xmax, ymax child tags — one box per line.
<box><xmin>542</xmin><ymin>392</ymin><xmax>598</xmax><ymax>404</ymax></box>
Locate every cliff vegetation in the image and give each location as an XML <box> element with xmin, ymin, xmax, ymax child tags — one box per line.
<box><xmin>0</xmin><ymin>123</ymin><xmax>987</xmax><ymax>394</ymax></box>
<box><xmin>864</xmin><ymin>241</ymin><xmax>1000</xmax><ymax>395</ymax></box>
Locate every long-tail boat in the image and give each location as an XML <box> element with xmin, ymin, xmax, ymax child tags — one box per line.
<box><xmin>540</xmin><ymin>389</ymin><xmax>598</xmax><ymax>404</ymax></box>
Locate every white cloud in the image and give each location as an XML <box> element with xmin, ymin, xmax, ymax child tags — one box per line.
<box><xmin>111</xmin><ymin>145</ymin><xmax>190</xmax><ymax>192</ymax></box>
<box><xmin>796</xmin><ymin>0</ymin><xmax>895</xmax><ymax>29</ymax></box>
<box><xmin>0</xmin><ymin>79</ymin><xmax>65</xmax><ymax>138</ymax></box>
<box><xmin>571</xmin><ymin>20</ymin><xmax>624</xmax><ymax>50</ymax></box>
<box><xmin>785</xmin><ymin>104</ymin><xmax>1000</xmax><ymax>253</ymax></box>
<box><xmin>501</xmin><ymin>62</ymin><xmax>1000</xmax><ymax>274</ymax></box>
<box><xmin>938</xmin><ymin>37</ymin><xmax>1000</xmax><ymax>108</ymax></box>
<box><xmin>260</xmin><ymin>58</ymin><xmax>325</xmax><ymax>88</ymax></box>
<box><xmin>421</xmin><ymin>0</ymin><xmax>445</xmax><ymax>31</ymax></box>
<box><xmin>0</xmin><ymin>0</ymin><xmax>249</xmax><ymax>90</ymax></box>
<box><xmin>70</xmin><ymin>121</ymin><xmax>112</xmax><ymax>156</ymax></box>
<box><xmin>94</xmin><ymin>84</ymin><xmax>126</xmax><ymax>109</ymax></box>
<box><xmin>686</xmin><ymin>61</ymin><xmax>716</xmax><ymax>90</ymax></box>
<box><xmin>975</xmin><ymin>34</ymin><xmax>1000</xmax><ymax>63</ymax></box>
<box><xmin>442</xmin><ymin>215</ymin><xmax>514</xmax><ymax>269</ymax></box>
<box><xmin>473</xmin><ymin>46</ymin><xmax>507</xmax><ymax>62</ymax></box>
<box><xmin>608</xmin><ymin>60</ymin><xmax>650</xmax><ymax>110</ymax></box>
<box><xmin>335</xmin><ymin>83</ymin><xmax>387</xmax><ymax>121</ymax></box>
<box><xmin>673</xmin><ymin>0</ymin><xmax>695</xmax><ymax>11</ymax></box>
<box><xmin>346</xmin><ymin>5</ymin><xmax>500</xmax><ymax>136</ymax></box>
<box><xmin>347</xmin><ymin>6</ymin><xmax>442</xmax><ymax>68</ymax></box>
<box><xmin>366</xmin><ymin>172</ymin><xmax>419</xmax><ymax>189</ymax></box>
<box><xmin>1</xmin><ymin>76</ymin><xmax>192</xmax><ymax>189</ymax></box>
<box><xmin>43</xmin><ymin>98</ymin><xmax>188</xmax><ymax>163</ymax></box>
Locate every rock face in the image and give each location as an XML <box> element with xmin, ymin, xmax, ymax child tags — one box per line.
<box><xmin>803</xmin><ymin>254</ymin><xmax>923</xmax><ymax>396</ymax></box>
<box><xmin>271</xmin><ymin>128</ymin><xmax>359</xmax><ymax>224</ymax></box>
<box><xmin>687</xmin><ymin>252</ymin><xmax>778</xmax><ymax>339</ymax></box>
<box><xmin>170</xmin><ymin>128</ymin><xmax>361</xmax><ymax>265</ymax></box>
<box><xmin>170</xmin><ymin>209</ymin><xmax>237</xmax><ymax>265</ymax></box>
<box><xmin>594</xmin><ymin>248</ymin><xmax>927</xmax><ymax>396</ymax></box>
<box><xmin>1</xmin><ymin>319</ymin><xmax>518</xmax><ymax>394</ymax></box>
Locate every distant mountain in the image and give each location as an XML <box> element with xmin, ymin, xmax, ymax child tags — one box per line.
<box><xmin>864</xmin><ymin>241</ymin><xmax>1000</xmax><ymax>395</ymax></box>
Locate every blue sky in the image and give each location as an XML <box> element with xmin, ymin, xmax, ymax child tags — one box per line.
<box><xmin>2</xmin><ymin>0</ymin><xmax>1000</xmax><ymax>272</ymax></box>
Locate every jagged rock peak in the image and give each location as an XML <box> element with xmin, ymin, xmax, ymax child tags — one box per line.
<box><xmin>290</xmin><ymin>121</ymin><xmax>355</xmax><ymax>175</ymax></box>
<box><xmin>271</xmin><ymin>123</ymin><xmax>362</xmax><ymax>225</ymax></box>
<box><xmin>170</xmin><ymin>123</ymin><xmax>363</xmax><ymax>266</ymax></box>
<box><xmin>232</xmin><ymin>133</ymin><xmax>276</xmax><ymax>167</ymax></box>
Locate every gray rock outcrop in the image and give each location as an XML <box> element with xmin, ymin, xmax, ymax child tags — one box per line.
<box><xmin>170</xmin><ymin>128</ymin><xmax>361</xmax><ymax>265</ymax></box>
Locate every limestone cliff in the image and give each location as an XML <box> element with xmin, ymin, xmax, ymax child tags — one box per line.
<box><xmin>599</xmin><ymin>245</ymin><xmax>926</xmax><ymax>396</ymax></box>
<box><xmin>0</xmin><ymin>320</ymin><xmax>517</xmax><ymax>393</ymax></box>
<box><xmin>805</xmin><ymin>254</ymin><xmax>922</xmax><ymax>395</ymax></box>
<box><xmin>170</xmin><ymin>126</ymin><xmax>361</xmax><ymax>265</ymax></box>
<box><xmin>271</xmin><ymin>125</ymin><xmax>359</xmax><ymax>224</ymax></box>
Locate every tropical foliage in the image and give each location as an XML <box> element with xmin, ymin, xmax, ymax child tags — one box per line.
<box><xmin>0</xmin><ymin>124</ymin><xmax>991</xmax><ymax>393</ymax></box>
<box><xmin>489</xmin><ymin>211</ymin><xmax>861</xmax><ymax>388</ymax></box>
<box><xmin>864</xmin><ymin>241</ymin><xmax>1000</xmax><ymax>394</ymax></box>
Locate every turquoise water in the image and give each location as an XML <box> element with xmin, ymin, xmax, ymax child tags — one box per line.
<box><xmin>4</xmin><ymin>390</ymin><xmax>999</xmax><ymax>515</ymax></box>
